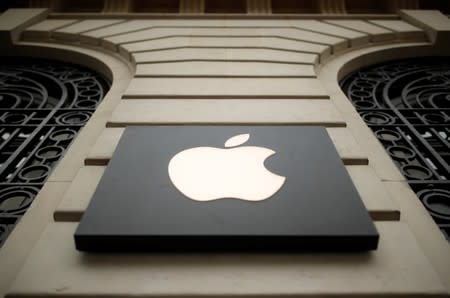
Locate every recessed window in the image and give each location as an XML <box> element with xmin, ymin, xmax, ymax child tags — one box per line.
<box><xmin>341</xmin><ymin>57</ymin><xmax>450</xmax><ymax>241</ymax></box>
<box><xmin>0</xmin><ymin>58</ymin><xmax>110</xmax><ymax>247</ymax></box>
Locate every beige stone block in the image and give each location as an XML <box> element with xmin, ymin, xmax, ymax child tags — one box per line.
<box><xmin>224</xmin><ymin>19</ymin><xmax>289</xmax><ymax>27</ymax></box>
<box><xmin>108</xmin><ymin>99</ymin><xmax>343</xmax><ymax>126</ymax></box>
<box><xmin>8</xmin><ymin>222</ymin><xmax>446</xmax><ymax>297</ymax></box>
<box><xmin>78</xmin><ymin>34</ymin><xmax>101</xmax><ymax>46</ymax></box>
<box><xmin>83</xmin><ymin>20</ymin><xmax>154</xmax><ymax>38</ymax></box>
<box><xmin>346</xmin><ymin>166</ymin><xmax>399</xmax><ymax>220</ymax></box>
<box><xmin>400</xmin><ymin>9</ymin><xmax>450</xmax><ymax>46</ymax></box>
<box><xmin>25</xmin><ymin>19</ymin><xmax>77</xmax><ymax>31</ymax></box>
<box><xmin>121</xmin><ymin>36</ymin><xmax>330</xmax><ymax>59</ymax></box>
<box><xmin>402</xmin><ymin>10</ymin><xmax>450</xmax><ymax>31</ymax></box>
<box><xmin>133</xmin><ymin>48</ymin><xmax>318</xmax><ymax>65</ymax></box>
<box><xmin>123</xmin><ymin>78</ymin><xmax>329</xmax><ymax>98</ymax></box>
<box><xmin>384</xmin><ymin>181</ymin><xmax>450</xmax><ymax>291</ymax></box>
<box><xmin>105</xmin><ymin>27</ymin><xmax>189</xmax><ymax>44</ymax></box>
<box><xmin>326</xmin><ymin>127</ymin><xmax>368</xmax><ymax>165</ymax></box>
<box><xmin>133</xmin><ymin>27</ymin><xmax>197</xmax><ymax>43</ymax></box>
<box><xmin>135</xmin><ymin>61</ymin><xmax>315</xmax><ymax>77</ymax></box>
<box><xmin>84</xmin><ymin>127</ymin><xmax>366</xmax><ymax>166</ymax></box>
<box><xmin>53</xmin><ymin>164</ymin><xmax>399</xmax><ymax>222</ymax></box>
<box><xmin>133</xmin><ymin>47</ymin><xmax>227</xmax><ymax>63</ymax></box>
<box><xmin>0</xmin><ymin>182</ymin><xmax>70</xmax><ymax>296</ymax></box>
<box><xmin>110</xmin><ymin>27</ymin><xmax>343</xmax><ymax>47</ymax></box>
<box><xmin>0</xmin><ymin>8</ymin><xmax>48</xmax><ymax>44</ymax></box>
<box><xmin>324</xmin><ymin>20</ymin><xmax>395</xmax><ymax>42</ymax></box>
<box><xmin>290</xmin><ymin>20</ymin><xmax>370</xmax><ymax>47</ymax></box>
<box><xmin>22</xmin><ymin>19</ymin><xmax>78</xmax><ymax>39</ymax></box>
<box><xmin>255</xmin><ymin>27</ymin><xmax>347</xmax><ymax>52</ymax></box>
<box><xmin>368</xmin><ymin>20</ymin><xmax>425</xmax><ymax>40</ymax></box>
<box><xmin>145</xmin><ymin>19</ymin><xmax>227</xmax><ymax>28</ymax></box>
<box><xmin>104</xmin><ymin>21</ymin><xmax>313</xmax><ymax>45</ymax></box>
<box><xmin>53</xmin><ymin>19</ymin><xmax>124</xmax><ymax>41</ymax></box>
<box><xmin>54</xmin><ymin>166</ymin><xmax>106</xmax><ymax>222</ymax></box>
<box><xmin>226</xmin><ymin>48</ymin><xmax>318</xmax><ymax>64</ymax></box>
<box><xmin>132</xmin><ymin>20</ymin><xmax>226</xmax><ymax>27</ymax></box>
<box><xmin>84</xmin><ymin>128</ymin><xmax>124</xmax><ymax>166</ymax></box>
<box><xmin>120</xmin><ymin>36</ymin><xmax>189</xmax><ymax>52</ymax></box>
<box><xmin>118</xmin><ymin>44</ymin><xmax>133</xmax><ymax>60</ymax></box>
<box><xmin>56</xmin><ymin>19</ymin><xmax>125</xmax><ymax>34</ymax></box>
<box><xmin>100</xmin><ymin>38</ymin><xmax>119</xmax><ymax>52</ymax></box>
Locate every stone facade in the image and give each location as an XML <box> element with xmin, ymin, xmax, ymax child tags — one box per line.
<box><xmin>0</xmin><ymin>5</ymin><xmax>449</xmax><ymax>297</ymax></box>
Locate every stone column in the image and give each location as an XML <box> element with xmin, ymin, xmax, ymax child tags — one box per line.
<box><xmin>103</xmin><ymin>0</ymin><xmax>132</xmax><ymax>13</ymax></box>
<box><xmin>247</xmin><ymin>0</ymin><xmax>271</xmax><ymax>14</ymax></box>
<box><xmin>319</xmin><ymin>0</ymin><xmax>345</xmax><ymax>14</ymax></box>
<box><xmin>180</xmin><ymin>0</ymin><xmax>204</xmax><ymax>13</ymax></box>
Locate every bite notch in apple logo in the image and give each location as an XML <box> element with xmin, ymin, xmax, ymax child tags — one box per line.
<box><xmin>168</xmin><ymin>133</ymin><xmax>286</xmax><ymax>202</ymax></box>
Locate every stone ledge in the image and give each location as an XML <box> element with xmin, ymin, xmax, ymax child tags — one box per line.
<box><xmin>7</xmin><ymin>222</ymin><xmax>446</xmax><ymax>297</ymax></box>
<box><xmin>400</xmin><ymin>10</ymin><xmax>450</xmax><ymax>47</ymax></box>
<box><xmin>122</xmin><ymin>78</ymin><xmax>330</xmax><ymax>99</ymax></box>
<box><xmin>53</xmin><ymin>164</ymin><xmax>398</xmax><ymax>222</ymax></box>
<box><xmin>0</xmin><ymin>8</ymin><xmax>48</xmax><ymax>47</ymax></box>
<box><xmin>83</xmin><ymin>127</ymin><xmax>367</xmax><ymax>166</ymax></box>
<box><xmin>107</xmin><ymin>99</ymin><xmax>345</xmax><ymax>127</ymax></box>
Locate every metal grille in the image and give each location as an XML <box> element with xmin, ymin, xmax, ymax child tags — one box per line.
<box><xmin>340</xmin><ymin>57</ymin><xmax>450</xmax><ymax>241</ymax></box>
<box><xmin>0</xmin><ymin>58</ymin><xmax>110</xmax><ymax>247</ymax></box>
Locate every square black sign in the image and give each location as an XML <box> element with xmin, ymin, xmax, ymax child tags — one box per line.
<box><xmin>75</xmin><ymin>126</ymin><xmax>379</xmax><ymax>252</ymax></box>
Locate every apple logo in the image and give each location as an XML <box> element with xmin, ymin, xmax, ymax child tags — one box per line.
<box><xmin>168</xmin><ymin>133</ymin><xmax>286</xmax><ymax>202</ymax></box>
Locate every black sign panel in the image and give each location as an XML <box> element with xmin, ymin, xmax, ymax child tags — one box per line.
<box><xmin>75</xmin><ymin>126</ymin><xmax>379</xmax><ymax>252</ymax></box>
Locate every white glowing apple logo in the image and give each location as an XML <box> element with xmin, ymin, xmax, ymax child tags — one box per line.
<box><xmin>168</xmin><ymin>133</ymin><xmax>286</xmax><ymax>201</ymax></box>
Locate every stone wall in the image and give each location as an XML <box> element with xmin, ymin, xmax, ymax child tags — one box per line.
<box><xmin>0</xmin><ymin>8</ymin><xmax>449</xmax><ymax>297</ymax></box>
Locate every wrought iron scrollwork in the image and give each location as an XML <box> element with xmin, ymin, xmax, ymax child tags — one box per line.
<box><xmin>340</xmin><ymin>57</ymin><xmax>450</xmax><ymax>241</ymax></box>
<box><xmin>0</xmin><ymin>58</ymin><xmax>110</xmax><ymax>246</ymax></box>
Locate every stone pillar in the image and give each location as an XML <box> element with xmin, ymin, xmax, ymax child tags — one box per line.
<box><xmin>247</xmin><ymin>0</ymin><xmax>271</xmax><ymax>14</ymax></box>
<box><xmin>319</xmin><ymin>0</ymin><xmax>345</xmax><ymax>14</ymax></box>
<box><xmin>103</xmin><ymin>0</ymin><xmax>132</xmax><ymax>13</ymax></box>
<box><xmin>180</xmin><ymin>0</ymin><xmax>204</xmax><ymax>13</ymax></box>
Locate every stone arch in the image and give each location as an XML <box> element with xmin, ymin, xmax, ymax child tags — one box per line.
<box><xmin>341</xmin><ymin>55</ymin><xmax>450</xmax><ymax>239</ymax></box>
<box><xmin>0</xmin><ymin>39</ymin><xmax>133</xmax><ymax>293</ymax></box>
<box><xmin>0</xmin><ymin>56</ymin><xmax>111</xmax><ymax>246</ymax></box>
<box><xmin>317</xmin><ymin>42</ymin><xmax>450</xmax><ymax>288</ymax></box>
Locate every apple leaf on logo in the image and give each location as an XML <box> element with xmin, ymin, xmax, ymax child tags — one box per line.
<box><xmin>224</xmin><ymin>133</ymin><xmax>250</xmax><ymax>148</ymax></box>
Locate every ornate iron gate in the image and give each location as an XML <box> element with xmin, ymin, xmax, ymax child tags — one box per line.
<box><xmin>340</xmin><ymin>57</ymin><xmax>450</xmax><ymax>241</ymax></box>
<box><xmin>0</xmin><ymin>58</ymin><xmax>110</xmax><ymax>247</ymax></box>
